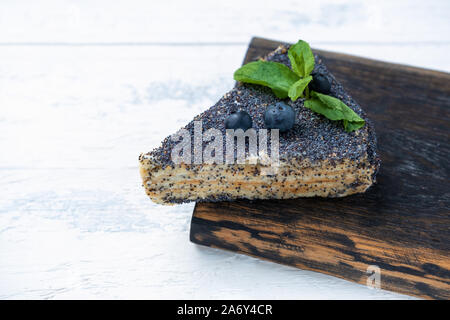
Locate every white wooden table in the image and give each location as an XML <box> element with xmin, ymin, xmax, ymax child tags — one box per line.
<box><xmin>1</xmin><ymin>0</ymin><xmax>449</xmax><ymax>299</ymax></box>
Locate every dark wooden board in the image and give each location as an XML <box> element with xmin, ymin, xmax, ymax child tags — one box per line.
<box><xmin>190</xmin><ymin>37</ymin><xmax>450</xmax><ymax>299</ymax></box>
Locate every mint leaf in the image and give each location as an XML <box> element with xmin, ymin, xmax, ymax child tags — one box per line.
<box><xmin>288</xmin><ymin>40</ymin><xmax>315</xmax><ymax>78</ymax></box>
<box><xmin>288</xmin><ymin>76</ymin><xmax>312</xmax><ymax>101</ymax></box>
<box><xmin>304</xmin><ymin>91</ymin><xmax>365</xmax><ymax>132</ymax></box>
<box><xmin>234</xmin><ymin>61</ymin><xmax>300</xmax><ymax>98</ymax></box>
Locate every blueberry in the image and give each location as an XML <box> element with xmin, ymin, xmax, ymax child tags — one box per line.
<box><xmin>225</xmin><ymin>110</ymin><xmax>252</xmax><ymax>130</ymax></box>
<box><xmin>264</xmin><ymin>102</ymin><xmax>295</xmax><ymax>132</ymax></box>
<box><xmin>309</xmin><ymin>73</ymin><xmax>331</xmax><ymax>94</ymax></box>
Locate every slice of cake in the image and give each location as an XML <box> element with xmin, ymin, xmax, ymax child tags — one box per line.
<box><xmin>139</xmin><ymin>41</ymin><xmax>380</xmax><ymax>205</ymax></box>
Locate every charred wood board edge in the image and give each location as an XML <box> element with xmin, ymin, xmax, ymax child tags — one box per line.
<box><xmin>191</xmin><ymin>202</ymin><xmax>450</xmax><ymax>300</ymax></box>
<box><xmin>190</xmin><ymin>37</ymin><xmax>450</xmax><ymax>300</ymax></box>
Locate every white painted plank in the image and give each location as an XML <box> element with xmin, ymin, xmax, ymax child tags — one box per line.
<box><xmin>0</xmin><ymin>46</ymin><xmax>242</xmax><ymax>169</ymax></box>
<box><xmin>0</xmin><ymin>167</ymin><xmax>415</xmax><ymax>299</ymax></box>
<box><xmin>1</xmin><ymin>0</ymin><xmax>449</xmax><ymax>44</ymax></box>
<box><xmin>1</xmin><ymin>45</ymin><xmax>447</xmax><ymax>172</ymax></box>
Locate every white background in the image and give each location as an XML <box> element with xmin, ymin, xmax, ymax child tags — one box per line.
<box><xmin>1</xmin><ymin>0</ymin><xmax>449</xmax><ymax>299</ymax></box>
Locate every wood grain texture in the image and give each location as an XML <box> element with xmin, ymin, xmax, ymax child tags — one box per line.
<box><xmin>190</xmin><ymin>37</ymin><xmax>450</xmax><ymax>299</ymax></box>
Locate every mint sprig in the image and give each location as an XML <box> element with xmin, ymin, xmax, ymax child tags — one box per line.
<box><xmin>288</xmin><ymin>40</ymin><xmax>315</xmax><ymax>78</ymax></box>
<box><xmin>288</xmin><ymin>76</ymin><xmax>312</xmax><ymax>101</ymax></box>
<box><xmin>233</xmin><ymin>39</ymin><xmax>365</xmax><ymax>132</ymax></box>
<box><xmin>233</xmin><ymin>60</ymin><xmax>299</xmax><ymax>99</ymax></box>
<box><xmin>305</xmin><ymin>91</ymin><xmax>365</xmax><ymax>132</ymax></box>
